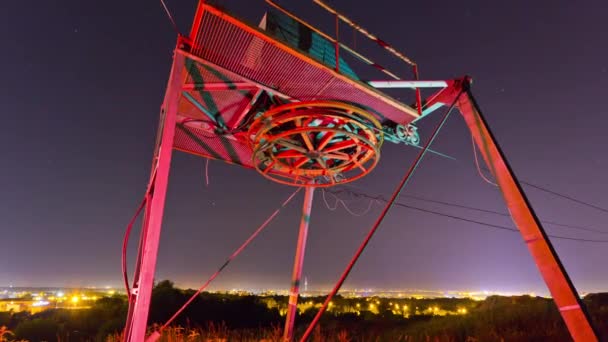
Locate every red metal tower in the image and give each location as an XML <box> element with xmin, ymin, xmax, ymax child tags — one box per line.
<box><xmin>122</xmin><ymin>1</ymin><xmax>598</xmax><ymax>341</ymax></box>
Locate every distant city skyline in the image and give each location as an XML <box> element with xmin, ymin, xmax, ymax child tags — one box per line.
<box><xmin>2</xmin><ymin>0</ymin><xmax>607</xmax><ymax>297</ymax></box>
<box><xmin>0</xmin><ymin>285</ymin><xmax>554</xmax><ymax>301</ymax></box>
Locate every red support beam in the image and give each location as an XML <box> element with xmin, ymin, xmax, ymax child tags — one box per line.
<box><xmin>182</xmin><ymin>82</ymin><xmax>258</xmax><ymax>91</ymax></box>
<box><xmin>451</xmin><ymin>78</ymin><xmax>598</xmax><ymax>342</ymax></box>
<box><xmin>125</xmin><ymin>48</ymin><xmax>186</xmax><ymax>342</ymax></box>
<box><xmin>413</xmin><ymin>64</ymin><xmax>423</xmax><ymax>115</ymax></box>
<box><xmin>228</xmin><ymin>88</ymin><xmax>264</xmax><ymax>130</ymax></box>
<box><xmin>283</xmin><ymin>186</ymin><xmax>315</xmax><ymax>341</ymax></box>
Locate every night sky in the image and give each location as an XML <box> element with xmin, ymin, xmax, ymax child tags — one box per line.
<box><xmin>2</xmin><ymin>0</ymin><xmax>608</xmax><ymax>296</ymax></box>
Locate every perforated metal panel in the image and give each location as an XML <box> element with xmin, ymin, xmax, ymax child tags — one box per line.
<box><xmin>173</xmin><ymin>124</ymin><xmax>250</xmax><ymax>166</ymax></box>
<box><xmin>189</xmin><ymin>4</ymin><xmax>419</xmax><ymax>125</ymax></box>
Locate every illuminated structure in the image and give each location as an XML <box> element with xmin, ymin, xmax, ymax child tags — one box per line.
<box><xmin>122</xmin><ymin>1</ymin><xmax>598</xmax><ymax>341</ymax></box>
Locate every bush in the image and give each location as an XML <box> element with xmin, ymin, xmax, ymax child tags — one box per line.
<box><xmin>14</xmin><ymin>318</ymin><xmax>59</xmax><ymax>342</ymax></box>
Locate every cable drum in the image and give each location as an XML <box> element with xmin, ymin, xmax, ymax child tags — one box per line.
<box><xmin>248</xmin><ymin>101</ymin><xmax>384</xmax><ymax>187</ymax></box>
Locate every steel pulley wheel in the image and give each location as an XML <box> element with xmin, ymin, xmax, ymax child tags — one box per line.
<box><xmin>248</xmin><ymin>101</ymin><xmax>383</xmax><ymax>187</ymax></box>
<box><xmin>396</xmin><ymin>124</ymin><xmax>420</xmax><ymax>146</ymax></box>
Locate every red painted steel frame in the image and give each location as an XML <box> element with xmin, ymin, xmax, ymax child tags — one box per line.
<box><xmin>189</xmin><ymin>3</ymin><xmax>420</xmax><ymax>122</ymax></box>
<box><xmin>125</xmin><ymin>49</ymin><xmax>186</xmax><ymax>342</ymax></box>
<box><xmin>433</xmin><ymin>78</ymin><xmax>598</xmax><ymax>342</ymax></box>
<box><xmin>283</xmin><ymin>186</ymin><xmax>315</xmax><ymax>341</ymax></box>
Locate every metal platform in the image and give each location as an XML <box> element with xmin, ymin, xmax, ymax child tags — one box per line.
<box><xmin>173</xmin><ymin>3</ymin><xmax>420</xmax><ymax>169</ymax></box>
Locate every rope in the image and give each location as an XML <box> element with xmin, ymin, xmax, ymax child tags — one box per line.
<box><xmin>154</xmin><ymin>187</ymin><xmax>302</xmax><ymax>334</ymax></box>
<box><xmin>299</xmin><ymin>90</ymin><xmax>463</xmax><ymax>342</ymax></box>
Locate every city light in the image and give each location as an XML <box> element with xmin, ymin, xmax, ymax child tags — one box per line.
<box><xmin>32</xmin><ymin>301</ymin><xmax>50</xmax><ymax>307</ymax></box>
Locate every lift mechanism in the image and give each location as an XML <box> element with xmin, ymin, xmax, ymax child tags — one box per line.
<box><xmin>122</xmin><ymin>1</ymin><xmax>598</xmax><ymax>341</ymax></box>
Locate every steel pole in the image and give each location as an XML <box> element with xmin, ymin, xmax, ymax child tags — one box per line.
<box><xmin>299</xmin><ymin>91</ymin><xmax>461</xmax><ymax>342</ymax></box>
<box><xmin>456</xmin><ymin>82</ymin><xmax>598</xmax><ymax>342</ymax></box>
<box><xmin>125</xmin><ymin>49</ymin><xmax>185</xmax><ymax>342</ymax></box>
<box><xmin>283</xmin><ymin>186</ymin><xmax>315</xmax><ymax>341</ymax></box>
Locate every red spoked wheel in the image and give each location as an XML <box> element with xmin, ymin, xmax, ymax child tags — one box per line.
<box><xmin>248</xmin><ymin>101</ymin><xmax>383</xmax><ymax>187</ymax></box>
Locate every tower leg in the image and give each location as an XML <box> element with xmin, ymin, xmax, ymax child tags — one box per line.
<box><xmin>125</xmin><ymin>50</ymin><xmax>185</xmax><ymax>342</ymax></box>
<box><xmin>455</xmin><ymin>81</ymin><xmax>598</xmax><ymax>342</ymax></box>
<box><xmin>283</xmin><ymin>186</ymin><xmax>315</xmax><ymax>341</ymax></box>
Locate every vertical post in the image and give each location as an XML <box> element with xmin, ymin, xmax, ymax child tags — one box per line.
<box><xmin>125</xmin><ymin>49</ymin><xmax>185</xmax><ymax>342</ymax></box>
<box><xmin>413</xmin><ymin>64</ymin><xmax>423</xmax><ymax>115</ymax></box>
<box><xmin>334</xmin><ymin>13</ymin><xmax>340</xmax><ymax>73</ymax></box>
<box><xmin>283</xmin><ymin>186</ymin><xmax>315</xmax><ymax>341</ymax></box>
<box><xmin>457</xmin><ymin>83</ymin><xmax>598</xmax><ymax>342</ymax></box>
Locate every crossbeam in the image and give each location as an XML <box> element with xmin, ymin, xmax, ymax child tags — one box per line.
<box><xmin>367</xmin><ymin>80</ymin><xmax>448</xmax><ymax>89</ymax></box>
<box><xmin>183</xmin><ymin>82</ymin><xmax>258</xmax><ymax>91</ymax></box>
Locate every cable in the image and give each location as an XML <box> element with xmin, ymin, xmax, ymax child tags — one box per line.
<box><xmin>471</xmin><ymin>134</ymin><xmax>497</xmax><ymax>186</ymax></box>
<box><xmin>467</xmin><ymin>130</ymin><xmax>608</xmax><ymax>215</ymax></box>
<box><xmin>321</xmin><ymin>188</ymin><xmax>378</xmax><ymax>216</ymax></box>
<box><xmin>122</xmin><ymin>190</ymin><xmax>153</xmax><ymax>342</ymax></box>
<box><xmin>328</xmin><ymin>188</ymin><xmax>608</xmax><ymax>243</ymax></box>
<box><xmin>331</xmin><ymin>189</ymin><xmax>608</xmax><ymax>235</ymax></box>
<box><xmin>321</xmin><ymin>188</ymin><xmax>339</xmax><ymax>211</ymax></box>
<box><xmin>300</xmin><ymin>89</ymin><xmax>462</xmax><ymax>342</ymax></box>
<box><xmin>341</xmin><ymin>89</ymin><xmax>608</xmax><ymax>222</ymax></box>
<box><xmin>148</xmin><ymin>187</ymin><xmax>302</xmax><ymax>339</ymax></box>
<box><xmin>520</xmin><ymin>180</ymin><xmax>608</xmax><ymax>215</ymax></box>
<box><xmin>122</xmin><ymin>195</ymin><xmax>149</xmax><ymax>300</ymax></box>
<box><xmin>472</xmin><ymin>160</ymin><xmax>608</xmax><ymax>215</ymax></box>
<box><xmin>340</xmin><ymin>197</ymin><xmax>375</xmax><ymax>217</ymax></box>
<box><xmin>389</xmin><ymin>103</ymin><xmax>608</xmax><ymax>217</ymax></box>
<box><xmin>160</xmin><ymin>0</ymin><xmax>181</xmax><ymax>36</ymax></box>
<box><xmin>204</xmin><ymin>158</ymin><xmax>210</xmax><ymax>187</ymax></box>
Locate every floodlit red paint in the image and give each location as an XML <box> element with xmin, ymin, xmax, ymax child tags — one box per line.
<box><xmin>283</xmin><ymin>186</ymin><xmax>315</xmax><ymax>341</ymax></box>
<box><xmin>455</xmin><ymin>79</ymin><xmax>598</xmax><ymax>342</ymax></box>
<box><xmin>125</xmin><ymin>50</ymin><xmax>185</xmax><ymax>342</ymax></box>
<box><xmin>123</xmin><ymin>1</ymin><xmax>598</xmax><ymax>340</ymax></box>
